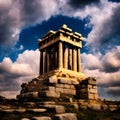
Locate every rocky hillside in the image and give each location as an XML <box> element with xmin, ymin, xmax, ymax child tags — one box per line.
<box><xmin>0</xmin><ymin>96</ymin><xmax>120</xmax><ymax>120</ymax></box>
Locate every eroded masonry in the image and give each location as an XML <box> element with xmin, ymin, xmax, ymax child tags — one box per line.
<box><xmin>18</xmin><ymin>24</ymin><xmax>98</xmax><ymax>100</ymax></box>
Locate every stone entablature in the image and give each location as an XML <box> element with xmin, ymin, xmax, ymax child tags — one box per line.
<box><xmin>38</xmin><ymin>25</ymin><xmax>82</xmax><ymax>50</ymax></box>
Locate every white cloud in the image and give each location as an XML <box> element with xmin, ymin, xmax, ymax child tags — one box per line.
<box><xmin>0</xmin><ymin>49</ymin><xmax>39</xmax><ymax>98</ymax></box>
<box><xmin>58</xmin><ymin>0</ymin><xmax>120</xmax><ymax>52</ymax></box>
<box><xmin>0</xmin><ymin>0</ymin><xmax>57</xmax><ymax>53</ymax></box>
<box><xmin>101</xmin><ymin>46</ymin><xmax>120</xmax><ymax>72</ymax></box>
<box><xmin>82</xmin><ymin>46</ymin><xmax>120</xmax><ymax>100</ymax></box>
<box><xmin>82</xmin><ymin>53</ymin><xmax>101</xmax><ymax>70</ymax></box>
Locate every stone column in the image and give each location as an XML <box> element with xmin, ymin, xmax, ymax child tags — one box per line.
<box><xmin>47</xmin><ymin>52</ymin><xmax>49</xmax><ymax>72</ymax></box>
<box><xmin>58</xmin><ymin>42</ymin><xmax>63</xmax><ymax>68</ymax></box>
<box><xmin>49</xmin><ymin>52</ymin><xmax>52</xmax><ymax>71</ymax></box>
<box><xmin>40</xmin><ymin>51</ymin><xmax>43</xmax><ymax>75</ymax></box>
<box><xmin>77</xmin><ymin>48</ymin><xmax>82</xmax><ymax>72</ymax></box>
<box><xmin>55</xmin><ymin>51</ymin><xmax>58</xmax><ymax>69</ymax></box>
<box><xmin>63</xmin><ymin>45</ymin><xmax>68</xmax><ymax>69</ymax></box>
<box><xmin>44</xmin><ymin>50</ymin><xmax>47</xmax><ymax>73</ymax></box>
<box><xmin>73</xmin><ymin>48</ymin><xmax>77</xmax><ymax>71</ymax></box>
<box><xmin>68</xmin><ymin>47</ymin><xmax>72</xmax><ymax>70</ymax></box>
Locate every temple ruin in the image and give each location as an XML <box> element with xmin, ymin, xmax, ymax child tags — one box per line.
<box><xmin>38</xmin><ymin>24</ymin><xmax>85</xmax><ymax>80</ymax></box>
<box><xmin>18</xmin><ymin>24</ymin><xmax>98</xmax><ymax>101</ymax></box>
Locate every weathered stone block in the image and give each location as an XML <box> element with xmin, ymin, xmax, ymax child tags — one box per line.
<box><xmin>42</xmin><ymin>105</ymin><xmax>65</xmax><ymax>114</ymax></box>
<box><xmin>70</xmin><ymin>85</ymin><xmax>75</xmax><ymax>89</ymax></box>
<box><xmin>88</xmin><ymin>85</ymin><xmax>92</xmax><ymax>89</ymax></box>
<box><xmin>23</xmin><ymin>102</ymin><xmax>36</xmax><ymax>108</ymax></box>
<box><xmin>58</xmin><ymin>79</ymin><xmax>71</xmax><ymax>84</ymax></box>
<box><xmin>63</xmin><ymin>88</ymin><xmax>70</xmax><ymax>94</ymax></box>
<box><xmin>3</xmin><ymin>109</ymin><xmax>14</xmax><ymax>113</ymax></box>
<box><xmin>27</xmin><ymin>108</ymin><xmax>46</xmax><ymax>113</ymax></box>
<box><xmin>56</xmin><ymin>87</ymin><xmax>63</xmax><ymax>93</ymax></box>
<box><xmin>33</xmin><ymin>116</ymin><xmax>52</xmax><ymax>120</ymax></box>
<box><xmin>88</xmin><ymin>93</ymin><xmax>94</xmax><ymax>99</ymax></box>
<box><xmin>55</xmin><ymin>113</ymin><xmax>77</xmax><ymax>120</ymax></box>
<box><xmin>88</xmin><ymin>88</ymin><xmax>98</xmax><ymax>94</ymax></box>
<box><xmin>109</xmin><ymin>105</ymin><xmax>118</xmax><ymax>111</ymax></box>
<box><xmin>41</xmin><ymin>101</ymin><xmax>55</xmax><ymax>105</ymax></box>
<box><xmin>14</xmin><ymin>109</ymin><xmax>26</xmax><ymax>113</ymax></box>
<box><xmin>64</xmin><ymin>84</ymin><xmax>71</xmax><ymax>89</ymax></box>
<box><xmin>88</xmin><ymin>79</ymin><xmax>96</xmax><ymax>85</ymax></box>
<box><xmin>71</xmin><ymin>90</ymin><xmax>76</xmax><ymax>95</ymax></box>
<box><xmin>22</xmin><ymin>92</ymin><xmax>39</xmax><ymax>98</ymax></box>
<box><xmin>21</xmin><ymin>118</ymin><xmax>30</xmax><ymax>120</ymax></box>
<box><xmin>43</xmin><ymin>86</ymin><xmax>56</xmax><ymax>91</ymax></box>
<box><xmin>93</xmin><ymin>86</ymin><xmax>97</xmax><ymax>89</ymax></box>
<box><xmin>87</xmin><ymin>103</ymin><xmax>101</xmax><ymax>110</ymax></box>
<box><xmin>101</xmin><ymin>105</ymin><xmax>108</xmax><ymax>110</ymax></box>
<box><xmin>94</xmin><ymin>94</ymin><xmax>98</xmax><ymax>99</ymax></box>
<box><xmin>46</xmin><ymin>78</ymin><xmax>58</xmax><ymax>83</ymax></box>
<box><xmin>82</xmin><ymin>77</ymin><xmax>97</xmax><ymax>85</ymax></box>
<box><xmin>39</xmin><ymin>91</ymin><xmax>60</xmax><ymax>98</ymax></box>
<box><xmin>71</xmin><ymin>80</ymin><xmax>79</xmax><ymax>85</ymax></box>
<box><xmin>56</xmin><ymin>83</ymin><xmax>64</xmax><ymax>88</ymax></box>
<box><xmin>63</xmin><ymin>89</ymin><xmax>76</xmax><ymax>95</ymax></box>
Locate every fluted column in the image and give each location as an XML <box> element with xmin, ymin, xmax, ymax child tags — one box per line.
<box><xmin>44</xmin><ymin>50</ymin><xmax>47</xmax><ymax>73</ymax></box>
<box><xmin>49</xmin><ymin>52</ymin><xmax>52</xmax><ymax>71</ymax></box>
<box><xmin>58</xmin><ymin>42</ymin><xmax>63</xmax><ymax>68</ymax></box>
<box><xmin>77</xmin><ymin>48</ymin><xmax>82</xmax><ymax>72</ymax></box>
<box><xmin>47</xmin><ymin>52</ymin><xmax>49</xmax><ymax>72</ymax></box>
<box><xmin>73</xmin><ymin>48</ymin><xmax>77</xmax><ymax>71</ymax></box>
<box><xmin>40</xmin><ymin>51</ymin><xmax>43</xmax><ymax>75</ymax></box>
<box><xmin>53</xmin><ymin>51</ymin><xmax>56</xmax><ymax>70</ymax></box>
<box><xmin>55</xmin><ymin>51</ymin><xmax>58</xmax><ymax>69</ymax></box>
<box><xmin>68</xmin><ymin>47</ymin><xmax>72</xmax><ymax>70</ymax></box>
<box><xmin>63</xmin><ymin>45</ymin><xmax>68</xmax><ymax>69</ymax></box>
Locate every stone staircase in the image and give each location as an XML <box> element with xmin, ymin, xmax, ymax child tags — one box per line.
<box><xmin>0</xmin><ymin>101</ymin><xmax>77</xmax><ymax>120</ymax></box>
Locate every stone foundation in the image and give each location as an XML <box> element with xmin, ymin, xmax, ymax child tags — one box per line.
<box><xmin>76</xmin><ymin>77</ymin><xmax>98</xmax><ymax>100</ymax></box>
<box><xmin>17</xmin><ymin>76</ymin><xmax>98</xmax><ymax>101</ymax></box>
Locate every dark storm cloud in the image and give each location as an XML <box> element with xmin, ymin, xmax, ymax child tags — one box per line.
<box><xmin>0</xmin><ymin>50</ymin><xmax>39</xmax><ymax>97</ymax></box>
<box><xmin>18</xmin><ymin>0</ymin><xmax>57</xmax><ymax>27</ymax></box>
<box><xmin>101</xmin><ymin>46</ymin><xmax>120</xmax><ymax>73</ymax></box>
<box><xmin>19</xmin><ymin>0</ymin><xmax>47</xmax><ymax>27</ymax></box>
<box><xmin>99</xmin><ymin>5</ymin><xmax>120</xmax><ymax>47</ymax></box>
<box><xmin>107</xmin><ymin>87</ymin><xmax>120</xmax><ymax>97</ymax></box>
<box><xmin>0</xmin><ymin>1</ymin><xmax>19</xmax><ymax>46</ymax></box>
<box><xmin>68</xmin><ymin>0</ymin><xmax>100</xmax><ymax>9</ymax></box>
<box><xmin>0</xmin><ymin>0</ymin><xmax>56</xmax><ymax>54</ymax></box>
<box><xmin>87</xmin><ymin>4</ymin><xmax>120</xmax><ymax>51</ymax></box>
<box><xmin>0</xmin><ymin>77</ymin><xmax>20</xmax><ymax>91</ymax></box>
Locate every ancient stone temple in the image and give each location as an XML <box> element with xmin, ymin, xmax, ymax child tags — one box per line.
<box><xmin>38</xmin><ymin>24</ymin><xmax>85</xmax><ymax>80</ymax></box>
<box><xmin>17</xmin><ymin>24</ymin><xmax>98</xmax><ymax>101</ymax></box>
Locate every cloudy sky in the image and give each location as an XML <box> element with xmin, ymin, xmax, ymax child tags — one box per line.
<box><xmin>0</xmin><ymin>0</ymin><xmax>120</xmax><ymax>100</ymax></box>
